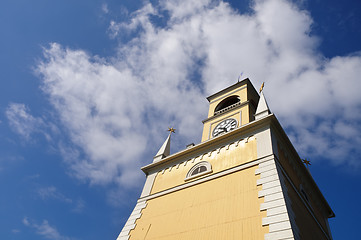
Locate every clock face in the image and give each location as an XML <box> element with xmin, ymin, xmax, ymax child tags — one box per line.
<box><xmin>212</xmin><ymin>118</ymin><xmax>238</xmax><ymax>137</ymax></box>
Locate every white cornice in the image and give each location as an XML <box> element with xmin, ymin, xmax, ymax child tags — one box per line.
<box><xmin>141</xmin><ymin>114</ymin><xmax>275</xmax><ymax>174</ymax></box>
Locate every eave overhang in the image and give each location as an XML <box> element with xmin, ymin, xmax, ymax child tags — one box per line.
<box><xmin>206</xmin><ymin>78</ymin><xmax>251</xmax><ymax>102</ymax></box>
<box><xmin>142</xmin><ymin>114</ymin><xmax>275</xmax><ymax>174</ymax></box>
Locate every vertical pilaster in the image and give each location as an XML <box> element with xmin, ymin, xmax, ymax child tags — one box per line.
<box><xmin>256</xmin><ymin>158</ymin><xmax>299</xmax><ymax>240</ymax></box>
<box><xmin>140</xmin><ymin>172</ymin><xmax>157</xmax><ymax>198</ymax></box>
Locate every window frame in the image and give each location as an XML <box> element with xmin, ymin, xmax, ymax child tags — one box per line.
<box><xmin>185</xmin><ymin>161</ymin><xmax>212</xmax><ymax>181</ymax></box>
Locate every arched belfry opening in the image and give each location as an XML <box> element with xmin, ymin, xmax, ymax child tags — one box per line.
<box><xmin>214</xmin><ymin>95</ymin><xmax>240</xmax><ymax>115</ymax></box>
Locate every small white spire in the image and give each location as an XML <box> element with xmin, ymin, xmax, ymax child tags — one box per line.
<box><xmin>153</xmin><ymin>128</ymin><xmax>175</xmax><ymax>162</ymax></box>
<box><xmin>255</xmin><ymin>91</ymin><xmax>271</xmax><ymax>120</ymax></box>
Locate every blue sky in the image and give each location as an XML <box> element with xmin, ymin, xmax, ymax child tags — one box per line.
<box><xmin>1</xmin><ymin>0</ymin><xmax>360</xmax><ymax>239</ymax></box>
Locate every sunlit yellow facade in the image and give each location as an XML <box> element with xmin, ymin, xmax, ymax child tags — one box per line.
<box><xmin>150</xmin><ymin>137</ymin><xmax>257</xmax><ymax>194</ymax></box>
<box><xmin>130</xmin><ymin>167</ymin><xmax>268</xmax><ymax>239</ymax></box>
<box><xmin>117</xmin><ymin>79</ymin><xmax>334</xmax><ymax>240</ymax></box>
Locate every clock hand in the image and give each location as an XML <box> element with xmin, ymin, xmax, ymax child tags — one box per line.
<box><xmin>221</xmin><ymin>127</ymin><xmax>228</xmax><ymax>132</ymax></box>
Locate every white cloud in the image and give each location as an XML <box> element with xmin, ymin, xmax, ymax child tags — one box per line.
<box><xmin>32</xmin><ymin>0</ymin><xmax>361</xmax><ymax>188</ymax></box>
<box><xmin>23</xmin><ymin>217</ymin><xmax>73</xmax><ymax>240</ymax></box>
<box><xmin>108</xmin><ymin>3</ymin><xmax>155</xmax><ymax>38</ymax></box>
<box><xmin>6</xmin><ymin>103</ymin><xmax>45</xmax><ymax>141</ymax></box>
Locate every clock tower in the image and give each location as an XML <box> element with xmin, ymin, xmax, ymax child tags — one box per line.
<box><xmin>117</xmin><ymin>78</ymin><xmax>334</xmax><ymax>240</ymax></box>
<box><xmin>201</xmin><ymin>78</ymin><xmax>259</xmax><ymax>141</ymax></box>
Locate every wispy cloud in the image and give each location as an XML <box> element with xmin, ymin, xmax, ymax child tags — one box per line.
<box><xmin>101</xmin><ymin>3</ymin><xmax>109</xmax><ymax>14</ymax></box>
<box><xmin>12</xmin><ymin>229</ymin><xmax>20</xmax><ymax>234</ymax></box>
<box><xmin>37</xmin><ymin>186</ymin><xmax>86</xmax><ymax>212</ymax></box>
<box><xmin>26</xmin><ymin>0</ymin><xmax>361</xmax><ymax>188</ymax></box>
<box><xmin>72</xmin><ymin>199</ymin><xmax>85</xmax><ymax>213</ymax></box>
<box><xmin>37</xmin><ymin>186</ymin><xmax>72</xmax><ymax>204</ymax></box>
<box><xmin>6</xmin><ymin>103</ymin><xmax>45</xmax><ymax>141</ymax></box>
<box><xmin>23</xmin><ymin>217</ymin><xmax>73</xmax><ymax>240</ymax></box>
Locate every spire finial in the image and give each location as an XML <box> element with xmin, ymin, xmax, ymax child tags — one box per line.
<box><xmin>167</xmin><ymin>127</ymin><xmax>176</xmax><ymax>134</ymax></box>
<box><xmin>259</xmin><ymin>82</ymin><xmax>265</xmax><ymax>93</ymax></box>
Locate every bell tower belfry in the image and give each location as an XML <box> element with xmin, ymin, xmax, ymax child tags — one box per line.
<box><xmin>201</xmin><ymin>78</ymin><xmax>259</xmax><ymax>142</ymax></box>
<box><xmin>117</xmin><ymin>79</ymin><xmax>334</xmax><ymax>240</ymax></box>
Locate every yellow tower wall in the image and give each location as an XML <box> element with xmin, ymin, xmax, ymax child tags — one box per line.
<box><xmin>151</xmin><ymin>138</ymin><xmax>257</xmax><ymax>194</ymax></box>
<box><xmin>129</xmin><ymin>166</ymin><xmax>268</xmax><ymax>240</ymax></box>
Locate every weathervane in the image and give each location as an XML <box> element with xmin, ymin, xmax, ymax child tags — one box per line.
<box><xmin>259</xmin><ymin>82</ymin><xmax>265</xmax><ymax>93</ymax></box>
<box><xmin>238</xmin><ymin>72</ymin><xmax>244</xmax><ymax>82</ymax></box>
<box><xmin>167</xmin><ymin>127</ymin><xmax>176</xmax><ymax>134</ymax></box>
<box><xmin>302</xmin><ymin>158</ymin><xmax>311</xmax><ymax>168</ymax></box>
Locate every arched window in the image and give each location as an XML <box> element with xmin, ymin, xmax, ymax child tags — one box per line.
<box><xmin>214</xmin><ymin>96</ymin><xmax>241</xmax><ymax>115</ymax></box>
<box><xmin>191</xmin><ymin>165</ymin><xmax>207</xmax><ymax>176</ymax></box>
<box><xmin>185</xmin><ymin>161</ymin><xmax>212</xmax><ymax>181</ymax></box>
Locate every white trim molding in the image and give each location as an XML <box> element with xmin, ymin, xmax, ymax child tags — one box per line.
<box><xmin>256</xmin><ymin>158</ymin><xmax>300</xmax><ymax>240</ymax></box>
<box><xmin>116</xmin><ymin>200</ymin><xmax>147</xmax><ymax>240</ymax></box>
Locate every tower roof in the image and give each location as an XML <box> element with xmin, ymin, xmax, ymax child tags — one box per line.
<box><xmin>206</xmin><ymin>78</ymin><xmax>254</xmax><ymax>102</ymax></box>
